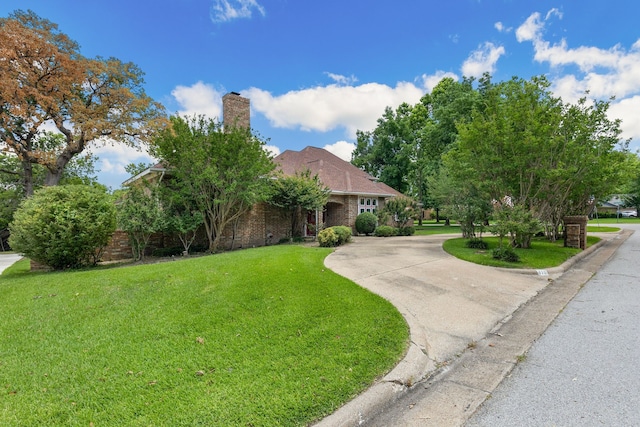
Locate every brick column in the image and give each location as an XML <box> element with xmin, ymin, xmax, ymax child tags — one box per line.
<box><xmin>563</xmin><ymin>215</ymin><xmax>588</xmax><ymax>249</ymax></box>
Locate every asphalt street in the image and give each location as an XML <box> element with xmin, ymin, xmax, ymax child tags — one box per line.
<box><xmin>466</xmin><ymin>224</ymin><xmax>640</xmax><ymax>427</ymax></box>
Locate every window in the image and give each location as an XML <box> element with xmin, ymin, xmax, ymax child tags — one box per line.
<box><xmin>358</xmin><ymin>197</ymin><xmax>377</xmax><ymax>214</ymax></box>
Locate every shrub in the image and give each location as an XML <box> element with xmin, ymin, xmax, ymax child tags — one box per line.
<box><xmin>151</xmin><ymin>246</ymin><xmax>184</xmax><ymax>257</ymax></box>
<box><xmin>318</xmin><ymin>228</ymin><xmax>339</xmax><ymax>247</ymax></box>
<box><xmin>491</xmin><ymin>246</ymin><xmax>520</xmax><ymax>262</ymax></box>
<box><xmin>9</xmin><ymin>184</ymin><xmax>116</xmax><ymax>270</ymax></box>
<box><xmin>355</xmin><ymin>212</ymin><xmax>377</xmax><ymax>235</ymax></box>
<box><xmin>332</xmin><ymin>226</ymin><xmax>352</xmax><ymax>245</ymax></box>
<box><xmin>465</xmin><ymin>238</ymin><xmax>489</xmax><ymax>249</ymax></box>
<box><xmin>116</xmin><ymin>185</ymin><xmax>164</xmax><ymax>261</ymax></box>
<box><xmin>374</xmin><ymin>225</ymin><xmax>397</xmax><ymax>237</ymax></box>
<box><xmin>397</xmin><ymin>226</ymin><xmax>415</xmax><ymax>236</ymax></box>
<box><xmin>318</xmin><ymin>226</ymin><xmax>352</xmax><ymax>247</ymax></box>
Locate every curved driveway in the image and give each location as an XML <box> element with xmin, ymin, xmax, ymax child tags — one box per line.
<box><xmin>316</xmin><ymin>232</ymin><xmax>623</xmax><ymax>426</ymax></box>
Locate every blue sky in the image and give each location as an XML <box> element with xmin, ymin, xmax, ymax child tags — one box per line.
<box><xmin>2</xmin><ymin>1</ymin><xmax>640</xmax><ymax>189</ymax></box>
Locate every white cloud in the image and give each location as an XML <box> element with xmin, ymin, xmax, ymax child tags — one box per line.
<box><xmin>514</xmin><ymin>10</ymin><xmax>640</xmax><ymax>146</ymax></box>
<box><xmin>420</xmin><ymin>71</ymin><xmax>460</xmax><ymax>92</ymax></box>
<box><xmin>610</xmin><ymin>96</ymin><xmax>640</xmax><ymax>149</ymax></box>
<box><xmin>244</xmin><ymin>81</ymin><xmax>424</xmax><ymax>138</ymax></box>
<box><xmin>494</xmin><ymin>22</ymin><xmax>511</xmax><ymax>33</ymax></box>
<box><xmin>516</xmin><ymin>9</ymin><xmax>561</xmax><ymax>43</ymax></box>
<box><xmin>264</xmin><ymin>144</ymin><xmax>281</xmax><ymax>157</ymax></box>
<box><xmin>323</xmin><ymin>140</ymin><xmax>356</xmax><ymax>162</ymax></box>
<box><xmin>171</xmin><ymin>81</ymin><xmax>224</xmax><ymax>119</ymax></box>
<box><xmin>93</xmin><ymin>142</ymin><xmax>155</xmax><ymax>176</ymax></box>
<box><xmin>461</xmin><ymin>42</ymin><xmax>505</xmax><ymax>77</ymax></box>
<box><xmin>210</xmin><ymin>0</ymin><xmax>266</xmax><ymax>23</ymax></box>
<box><xmin>325</xmin><ymin>72</ymin><xmax>358</xmax><ymax>86</ymax></box>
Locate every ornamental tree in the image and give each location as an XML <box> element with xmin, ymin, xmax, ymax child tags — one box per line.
<box><xmin>153</xmin><ymin>115</ymin><xmax>275</xmax><ymax>252</ymax></box>
<box><xmin>268</xmin><ymin>169</ymin><xmax>330</xmax><ymax>238</ymax></box>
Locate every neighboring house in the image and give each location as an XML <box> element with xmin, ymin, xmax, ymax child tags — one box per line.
<box><xmin>273</xmin><ymin>146</ymin><xmax>402</xmax><ymax>235</ymax></box>
<box><xmin>103</xmin><ymin>93</ymin><xmax>403</xmax><ymax>260</ymax></box>
<box><xmin>594</xmin><ymin>195</ymin><xmax>626</xmax><ymax>216</ymax></box>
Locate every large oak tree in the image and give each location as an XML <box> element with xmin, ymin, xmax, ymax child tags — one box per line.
<box><xmin>0</xmin><ymin>10</ymin><xmax>166</xmax><ymax>195</ymax></box>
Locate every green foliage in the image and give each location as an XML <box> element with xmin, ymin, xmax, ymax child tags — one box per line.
<box><xmin>491</xmin><ymin>203</ymin><xmax>542</xmax><ymax>249</ymax></box>
<box><xmin>332</xmin><ymin>225</ymin><xmax>353</xmax><ymax>245</ymax></box>
<box><xmin>317</xmin><ymin>226</ymin><xmax>351</xmax><ymax>247</ymax></box>
<box><xmin>491</xmin><ymin>246</ymin><xmax>520</xmax><ymax>263</ymax></box>
<box><xmin>431</xmin><ymin>168</ymin><xmax>492</xmax><ymax>239</ymax></box>
<box><xmin>355</xmin><ymin>211</ymin><xmax>378</xmax><ymax>235</ymax></box>
<box><xmin>352</xmin><ymin>77</ymin><xmax>478</xmax><ymax>210</ymax></box>
<box><xmin>317</xmin><ymin>228</ymin><xmax>339</xmax><ymax>247</ymax></box>
<box><xmin>397</xmin><ymin>226</ymin><xmax>416</xmax><ymax>236</ymax></box>
<box><xmin>374</xmin><ymin>225</ymin><xmax>397</xmax><ymax>237</ymax></box>
<box><xmin>9</xmin><ymin>184</ymin><xmax>116</xmax><ymax>269</ymax></box>
<box><xmin>0</xmin><ymin>149</ymin><xmax>98</xmax><ymax>231</ymax></box>
<box><xmin>268</xmin><ymin>169</ymin><xmax>330</xmax><ymax>237</ymax></box>
<box><xmin>383</xmin><ymin>195</ymin><xmax>417</xmax><ymax>228</ymax></box>
<box><xmin>465</xmin><ymin>238</ymin><xmax>489</xmax><ymax>249</ymax></box>
<box><xmin>158</xmin><ymin>186</ymin><xmax>204</xmax><ymax>254</ymax></box>
<box><xmin>116</xmin><ymin>185</ymin><xmax>164</xmax><ymax>261</ymax></box>
<box><xmin>153</xmin><ymin>115</ymin><xmax>275</xmax><ymax>251</ymax></box>
<box><xmin>446</xmin><ymin>74</ymin><xmax>626</xmax><ymax>241</ymax></box>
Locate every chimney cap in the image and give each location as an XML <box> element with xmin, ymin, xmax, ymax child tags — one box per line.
<box><xmin>229</xmin><ymin>91</ymin><xmax>241</xmax><ymax>96</ymax></box>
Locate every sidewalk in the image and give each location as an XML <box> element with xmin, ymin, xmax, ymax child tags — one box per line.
<box><xmin>0</xmin><ymin>252</ymin><xmax>23</xmax><ymax>275</ymax></box>
<box><xmin>315</xmin><ymin>230</ymin><xmax>628</xmax><ymax>426</ymax></box>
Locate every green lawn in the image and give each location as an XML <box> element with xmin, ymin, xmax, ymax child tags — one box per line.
<box><xmin>442</xmin><ymin>235</ymin><xmax>600</xmax><ymax>269</ymax></box>
<box><xmin>0</xmin><ymin>246</ymin><xmax>408</xmax><ymax>426</ymax></box>
<box><xmin>414</xmin><ymin>221</ymin><xmax>461</xmax><ymax>236</ymax></box>
<box><xmin>589</xmin><ymin>217</ymin><xmax>640</xmax><ymax>224</ymax></box>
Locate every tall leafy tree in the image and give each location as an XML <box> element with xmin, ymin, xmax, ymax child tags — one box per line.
<box><xmin>446</xmin><ymin>74</ymin><xmax>626</xmax><ymax>242</ymax></box>
<box><xmin>352</xmin><ymin>103</ymin><xmax>415</xmax><ymax>194</ymax></box>
<box><xmin>352</xmin><ymin>77</ymin><xmax>478</xmax><ymax>219</ymax></box>
<box><xmin>0</xmin><ymin>10</ymin><xmax>166</xmax><ymax>195</ymax></box>
<box><xmin>153</xmin><ymin>115</ymin><xmax>275</xmax><ymax>252</ymax></box>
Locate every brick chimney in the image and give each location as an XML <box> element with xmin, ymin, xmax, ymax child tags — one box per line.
<box><xmin>222</xmin><ymin>92</ymin><xmax>250</xmax><ymax>130</ymax></box>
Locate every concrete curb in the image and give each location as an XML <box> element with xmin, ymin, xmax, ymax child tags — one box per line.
<box><xmin>314</xmin><ymin>230</ymin><xmax>629</xmax><ymax>426</ymax></box>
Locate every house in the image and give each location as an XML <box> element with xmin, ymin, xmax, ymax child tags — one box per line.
<box><xmin>103</xmin><ymin>93</ymin><xmax>403</xmax><ymax>260</ymax></box>
<box><xmin>273</xmin><ymin>146</ymin><xmax>402</xmax><ymax>235</ymax></box>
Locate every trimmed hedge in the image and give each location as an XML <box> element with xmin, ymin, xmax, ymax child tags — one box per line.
<box><xmin>355</xmin><ymin>212</ymin><xmax>377</xmax><ymax>235</ymax></box>
<box><xmin>374</xmin><ymin>225</ymin><xmax>397</xmax><ymax>237</ymax></box>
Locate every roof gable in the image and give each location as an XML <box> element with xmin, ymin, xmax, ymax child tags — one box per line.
<box><xmin>273</xmin><ymin>146</ymin><xmax>402</xmax><ymax>197</ymax></box>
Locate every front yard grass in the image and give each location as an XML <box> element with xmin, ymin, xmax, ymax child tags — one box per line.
<box><xmin>0</xmin><ymin>246</ymin><xmax>408</xmax><ymax>426</ymax></box>
<box><xmin>442</xmin><ymin>235</ymin><xmax>600</xmax><ymax>269</ymax></box>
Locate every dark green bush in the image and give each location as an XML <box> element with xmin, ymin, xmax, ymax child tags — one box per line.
<box><xmin>491</xmin><ymin>246</ymin><xmax>520</xmax><ymax>262</ymax></box>
<box><xmin>355</xmin><ymin>212</ymin><xmax>377</xmax><ymax>235</ymax></box>
<box><xmin>465</xmin><ymin>238</ymin><xmax>489</xmax><ymax>249</ymax></box>
<box><xmin>397</xmin><ymin>226</ymin><xmax>415</xmax><ymax>236</ymax></box>
<box><xmin>318</xmin><ymin>228</ymin><xmax>339</xmax><ymax>247</ymax></box>
<box><xmin>9</xmin><ymin>184</ymin><xmax>116</xmax><ymax>270</ymax></box>
<box><xmin>374</xmin><ymin>225</ymin><xmax>397</xmax><ymax>237</ymax></box>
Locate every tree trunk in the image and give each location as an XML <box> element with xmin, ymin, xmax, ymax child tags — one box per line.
<box><xmin>44</xmin><ymin>170</ymin><xmax>63</xmax><ymax>187</ymax></box>
<box><xmin>22</xmin><ymin>160</ymin><xmax>34</xmax><ymax>197</ymax></box>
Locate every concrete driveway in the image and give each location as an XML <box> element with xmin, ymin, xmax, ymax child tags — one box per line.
<box><xmin>0</xmin><ymin>253</ymin><xmax>23</xmax><ymax>275</ymax></box>
<box><xmin>316</xmin><ymin>232</ymin><xmax>622</xmax><ymax>426</ymax></box>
